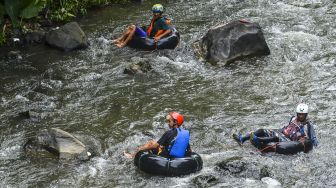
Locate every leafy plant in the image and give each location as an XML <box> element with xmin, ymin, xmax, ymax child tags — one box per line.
<box><xmin>3</xmin><ymin>0</ymin><xmax>47</xmax><ymax>27</ymax></box>
<box><xmin>4</xmin><ymin>0</ymin><xmax>21</xmax><ymax>27</ymax></box>
<box><xmin>0</xmin><ymin>3</ymin><xmax>4</xmax><ymax>19</ymax></box>
<box><xmin>20</xmin><ymin>0</ymin><xmax>47</xmax><ymax>19</ymax></box>
<box><xmin>48</xmin><ymin>0</ymin><xmax>81</xmax><ymax>22</ymax></box>
<box><xmin>0</xmin><ymin>31</ymin><xmax>6</xmax><ymax>45</ymax></box>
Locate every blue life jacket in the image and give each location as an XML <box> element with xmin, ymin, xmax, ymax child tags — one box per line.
<box><xmin>169</xmin><ymin>127</ymin><xmax>190</xmax><ymax>158</ymax></box>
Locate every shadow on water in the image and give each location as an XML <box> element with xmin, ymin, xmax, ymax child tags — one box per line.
<box><xmin>1</xmin><ymin>0</ymin><xmax>336</xmax><ymax>187</ymax></box>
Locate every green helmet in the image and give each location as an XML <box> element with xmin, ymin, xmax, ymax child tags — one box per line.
<box><xmin>152</xmin><ymin>4</ymin><xmax>164</xmax><ymax>13</ymax></box>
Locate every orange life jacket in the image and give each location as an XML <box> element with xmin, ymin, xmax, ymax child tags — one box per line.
<box><xmin>146</xmin><ymin>17</ymin><xmax>171</xmax><ymax>37</ymax></box>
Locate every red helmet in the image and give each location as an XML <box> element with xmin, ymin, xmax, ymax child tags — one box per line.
<box><xmin>169</xmin><ymin>112</ymin><xmax>184</xmax><ymax>126</ymax></box>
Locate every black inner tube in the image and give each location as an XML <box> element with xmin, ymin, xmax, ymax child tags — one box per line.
<box><xmin>134</xmin><ymin>150</ymin><xmax>203</xmax><ymax>176</ymax></box>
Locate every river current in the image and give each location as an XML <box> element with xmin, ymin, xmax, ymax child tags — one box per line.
<box><xmin>1</xmin><ymin>0</ymin><xmax>336</xmax><ymax>187</ymax></box>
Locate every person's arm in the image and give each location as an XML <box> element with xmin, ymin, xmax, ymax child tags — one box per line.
<box><xmin>153</xmin><ymin>29</ymin><xmax>171</xmax><ymax>42</ymax></box>
<box><xmin>307</xmin><ymin>122</ymin><xmax>318</xmax><ymax>147</ymax></box>
<box><xmin>187</xmin><ymin>143</ymin><xmax>192</xmax><ymax>153</ymax></box>
<box><xmin>124</xmin><ymin>139</ymin><xmax>159</xmax><ymax>158</ymax></box>
<box><xmin>153</xmin><ymin>18</ymin><xmax>171</xmax><ymax>42</ymax></box>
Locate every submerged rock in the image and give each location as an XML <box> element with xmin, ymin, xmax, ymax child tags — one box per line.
<box><xmin>260</xmin><ymin>165</ymin><xmax>271</xmax><ymax>178</ymax></box>
<box><xmin>22</xmin><ymin>23</ymin><xmax>46</xmax><ymax>45</ymax></box>
<box><xmin>46</xmin><ymin>22</ymin><xmax>88</xmax><ymax>51</ymax></box>
<box><xmin>193</xmin><ymin>19</ymin><xmax>270</xmax><ymax>64</ymax></box>
<box><xmin>6</xmin><ymin>51</ymin><xmax>23</xmax><ymax>64</ymax></box>
<box><xmin>216</xmin><ymin>156</ymin><xmax>246</xmax><ymax>174</ymax></box>
<box><xmin>193</xmin><ymin>174</ymin><xmax>218</xmax><ymax>187</ymax></box>
<box><xmin>24</xmin><ymin>31</ymin><xmax>46</xmax><ymax>44</ymax></box>
<box><xmin>18</xmin><ymin>111</ymin><xmax>31</xmax><ymax>119</ymax></box>
<box><xmin>124</xmin><ymin>59</ymin><xmax>152</xmax><ymax>75</ymax></box>
<box><xmin>24</xmin><ymin>128</ymin><xmax>91</xmax><ymax>161</ymax></box>
<box><xmin>216</xmin><ymin>156</ymin><xmax>269</xmax><ymax>180</ymax></box>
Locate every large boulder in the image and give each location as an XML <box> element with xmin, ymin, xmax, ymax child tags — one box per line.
<box><xmin>24</xmin><ymin>128</ymin><xmax>91</xmax><ymax>161</ymax></box>
<box><xmin>193</xmin><ymin>20</ymin><xmax>270</xmax><ymax>64</ymax></box>
<box><xmin>46</xmin><ymin>22</ymin><xmax>88</xmax><ymax>51</ymax></box>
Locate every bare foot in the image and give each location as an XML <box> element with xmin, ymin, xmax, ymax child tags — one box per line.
<box><xmin>116</xmin><ymin>42</ymin><xmax>126</xmax><ymax>48</ymax></box>
<box><xmin>112</xmin><ymin>39</ymin><xmax>120</xmax><ymax>44</ymax></box>
<box><xmin>123</xmin><ymin>151</ymin><xmax>134</xmax><ymax>158</ymax></box>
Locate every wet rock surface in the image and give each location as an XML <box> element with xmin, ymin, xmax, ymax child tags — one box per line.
<box><xmin>192</xmin><ymin>174</ymin><xmax>218</xmax><ymax>187</ymax></box>
<box><xmin>24</xmin><ymin>128</ymin><xmax>91</xmax><ymax>161</ymax></box>
<box><xmin>194</xmin><ymin>20</ymin><xmax>270</xmax><ymax>64</ymax></box>
<box><xmin>215</xmin><ymin>156</ymin><xmax>273</xmax><ymax>180</ymax></box>
<box><xmin>124</xmin><ymin>58</ymin><xmax>153</xmax><ymax>75</ymax></box>
<box><xmin>46</xmin><ymin>22</ymin><xmax>88</xmax><ymax>51</ymax></box>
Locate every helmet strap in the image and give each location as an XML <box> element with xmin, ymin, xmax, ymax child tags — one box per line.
<box><xmin>169</xmin><ymin>112</ymin><xmax>178</xmax><ymax>127</ymax></box>
<box><xmin>173</xmin><ymin>120</ymin><xmax>178</xmax><ymax>127</ymax></box>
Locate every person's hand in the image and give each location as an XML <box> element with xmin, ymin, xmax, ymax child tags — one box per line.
<box><xmin>116</xmin><ymin>42</ymin><xmax>126</xmax><ymax>48</ymax></box>
<box><xmin>123</xmin><ymin>150</ymin><xmax>135</xmax><ymax>158</ymax></box>
<box><xmin>296</xmin><ymin>132</ymin><xmax>302</xmax><ymax>137</ymax></box>
<box><xmin>153</xmin><ymin>36</ymin><xmax>161</xmax><ymax>42</ymax></box>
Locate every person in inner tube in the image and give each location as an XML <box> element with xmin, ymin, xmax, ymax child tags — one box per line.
<box><xmin>124</xmin><ymin>112</ymin><xmax>192</xmax><ymax>158</ymax></box>
<box><xmin>232</xmin><ymin>103</ymin><xmax>318</xmax><ymax>148</ymax></box>
<box><xmin>112</xmin><ymin>4</ymin><xmax>171</xmax><ymax>48</ymax></box>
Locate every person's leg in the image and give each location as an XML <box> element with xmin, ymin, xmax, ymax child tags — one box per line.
<box><xmin>258</xmin><ymin>136</ymin><xmax>279</xmax><ymax>143</ymax></box>
<box><xmin>137</xmin><ymin>139</ymin><xmax>157</xmax><ymax>151</ymax></box>
<box><xmin>251</xmin><ymin>129</ymin><xmax>279</xmax><ymax>146</ymax></box>
<box><xmin>233</xmin><ymin>129</ymin><xmax>269</xmax><ymax>144</ymax></box>
<box><xmin>116</xmin><ymin>25</ymin><xmax>137</xmax><ymax>48</ymax></box>
<box><xmin>233</xmin><ymin>132</ymin><xmax>251</xmax><ymax>144</ymax></box>
<box><xmin>112</xmin><ymin>25</ymin><xmax>135</xmax><ymax>44</ymax></box>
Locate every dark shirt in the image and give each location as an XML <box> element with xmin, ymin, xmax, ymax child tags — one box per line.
<box><xmin>157</xmin><ymin>128</ymin><xmax>190</xmax><ymax>157</ymax></box>
<box><xmin>157</xmin><ymin>128</ymin><xmax>177</xmax><ymax>148</ymax></box>
<box><xmin>148</xmin><ymin>17</ymin><xmax>169</xmax><ymax>37</ymax></box>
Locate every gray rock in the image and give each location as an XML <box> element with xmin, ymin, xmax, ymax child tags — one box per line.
<box><xmin>124</xmin><ymin>60</ymin><xmax>152</xmax><ymax>75</ymax></box>
<box><xmin>260</xmin><ymin>165</ymin><xmax>271</xmax><ymax>178</ymax></box>
<box><xmin>215</xmin><ymin>156</ymin><xmax>263</xmax><ymax>179</ymax></box>
<box><xmin>46</xmin><ymin>22</ymin><xmax>88</xmax><ymax>51</ymax></box>
<box><xmin>25</xmin><ymin>128</ymin><xmax>91</xmax><ymax>161</ymax></box>
<box><xmin>24</xmin><ymin>31</ymin><xmax>46</xmax><ymax>44</ymax></box>
<box><xmin>18</xmin><ymin>111</ymin><xmax>31</xmax><ymax>119</ymax></box>
<box><xmin>193</xmin><ymin>20</ymin><xmax>270</xmax><ymax>64</ymax></box>
<box><xmin>216</xmin><ymin>156</ymin><xmax>246</xmax><ymax>174</ymax></box>
<box><xmin>193</xmin><ymin>174</ymin><xmax>218</xmax><ymax>187</ymax></box>
<box><xmin>6</xmin><ymin>51</ymin><xmax>23</xmax><ymax>64</ymax></box>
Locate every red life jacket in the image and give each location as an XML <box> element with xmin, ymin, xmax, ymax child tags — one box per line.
<box><xmin>282</xmin><ymin>117</ymin><xmax>307</xmax><ymax>141</ymax></box>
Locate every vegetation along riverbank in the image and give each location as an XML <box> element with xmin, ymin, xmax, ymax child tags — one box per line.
<box><xmin>0</xmin><ymin>0</ymin><xmax>131</xmax><ymax>47</ymax></box>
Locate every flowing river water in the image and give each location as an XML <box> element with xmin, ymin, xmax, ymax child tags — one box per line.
<box><xmin>1</xmin><ymin>0</ymin><xmax>336</xmax><ymax>187</ymax></box>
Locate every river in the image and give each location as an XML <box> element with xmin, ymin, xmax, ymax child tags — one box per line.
<box><xmin>1</xmin><ymin>0</ymin><xmax>336</xmax><ymax>187</ymax></box>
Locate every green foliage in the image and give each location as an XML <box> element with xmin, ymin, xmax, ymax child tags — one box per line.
<box><xmin>0</xmin><ymin>0</ymin><xmax>131</xmax><ymax>45</ymax></box>
<box><xmin>47</xmin><ymin>0</ymin><xmax>130</xmax><ymax>22</ymax></box>
<box><xmin>0</xmin><ymin>3</ymin><xmax>6</xmax><ymax>45</ymax></box>
<box><xmin>2</xmin><ymin>0</ymin><xmax>47</xmax><ymax>27</ymax></box>
<box><xmin>1</xmin><ymin>0</ymin><xmax>131</xmax><ymax>24</ymax></box>
<box><xmin>20</xmin><ymin>0</ymin><xmax>47</xmax><ymax>19</ymax></box>
<box><xmin>48</xmin><ymin>0</ymin><xmax>89</xmax><ymax>22</ymax></box>
<box><xmin>0</xmin><ymin>31</ymin><xmax>6</xmax><ymax>45</ymax></box>
<box><xmin>0</xmin><ymin>3</ymin><xmax>4</xmax><ymax>19</ymax></box>
<box><xmin>4</xmin><ymin>0</ymin><xmax>21</xmax><ymax>27</ymax></box>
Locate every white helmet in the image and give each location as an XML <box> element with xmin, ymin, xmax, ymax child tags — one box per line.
<box><xmin>152</xmin><ymin>4</ymin><xmax>164</xmax><ymax>13</ymax></box>
<box><xmin>296</xmin><ymin>103</ymin><xmax>309</xmax><ymax>114</ymax></box>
